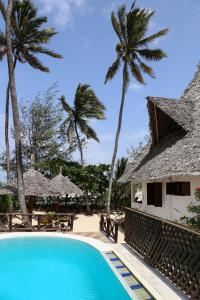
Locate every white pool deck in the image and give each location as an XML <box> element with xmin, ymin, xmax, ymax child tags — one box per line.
<box><xmin>0</xmin><ymin>215</ymin><xmax>188</xmax><ymax>300</ymax></box>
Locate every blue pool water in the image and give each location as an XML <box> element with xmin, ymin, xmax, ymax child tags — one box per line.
<box><xmin>0</xmin><ymin>237</ymin><xmax>131</xmax><ymax>300</ymax></box>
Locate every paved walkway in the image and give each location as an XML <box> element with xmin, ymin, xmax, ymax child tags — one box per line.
<box><xmin>73</xmin><ymin>213</ymin><xmax>125</xmax><ymax>243</ymax></box>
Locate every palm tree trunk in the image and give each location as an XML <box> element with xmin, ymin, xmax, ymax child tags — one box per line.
<box><xmin>5</xmin><ymin>58</ymin><xmax>17</xmax><ymax>183</ymax></box>
<box><xmin>106</xmin><ymin>67</ymin><xmax>127</xmax><ymax>217</ymax></box>
<box><xmin>6</xmin><ymin>0</ymin><xmax>27</xmax><ymax>215</ymax></box>
<box><xmin>5</xmin><ymin>83</ymin><xmax>10</xmax><ymax>183</ymax></box>
<box><xmin>74</xmin><ymin>123</ymin><xmax>84</xmax><ymax>167</ymax></box>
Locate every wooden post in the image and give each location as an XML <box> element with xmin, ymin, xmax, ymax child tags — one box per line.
<box><xmin>38</xmin><ymin>215</ymin><xmax>41</xmax><ymax>231</ymax></box>
<box><xmin>100</xmin><ymin>214</ymin><xmax>104</xmax><ymax>231</ymax></box>
<box><xmin>106</xmin><ymin>217</ymin><xmax>111</xmax><ymax>237</ymax></box>
<box><xmin>70</xmin><ymin>215</ymin><xmax>74</xmax><ymax>231</ymax></box>
<box><xmin>9</xmin><ymin>213</ymin><xmax>12</xmax><ymax>232</ymax></box>
<box><xmin>114</xmin><ymin>222</ymin><xmax>118</xmax><ymax>243</ymax></box>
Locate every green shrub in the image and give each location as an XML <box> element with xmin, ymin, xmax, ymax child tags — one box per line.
<box><xmin>181</xmin><ymin>187</ymin><xmax>200</xmax><ymax>229</ymax></box>
<box><xmin>0</xmin><ymin>195</ymin><xmax>13</xmax><ymax>213</ymax></box>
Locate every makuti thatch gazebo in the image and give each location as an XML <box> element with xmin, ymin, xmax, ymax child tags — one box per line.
<box><xmin>50</xmin><ymin>167</ymin><xmax>83</xmax><ymax>212</ymax></box>
<box><xmin>0</xmin><ymin>167</ymin><xmax>53</xmax><ymax>213</ymax></box>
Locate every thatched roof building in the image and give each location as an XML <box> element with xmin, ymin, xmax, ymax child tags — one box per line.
<box><xmin>0</xmin><ymin>168</ymin><xmax>52</xmax><ymax>197</ymax></box>
<box><xmin>50</xmin><ymin>171</ymin><xmax>83</xmax><ymax>197</ymax></box>
<box><xmin>119</xmin><ymin>65</ymin><xmax>200</xmax><ymax>184</ymax></box>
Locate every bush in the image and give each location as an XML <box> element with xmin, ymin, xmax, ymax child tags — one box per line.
<box><xmin>0</xmin><ymin>195</ymin><xmax>13</xmax><ymax>213</ymax></box>
<box><xmin>181</xmin><ymin>186</ymin><xmax>200</xmax><ymax>229</ymax></box>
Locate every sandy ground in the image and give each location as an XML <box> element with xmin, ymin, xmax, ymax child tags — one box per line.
<box><xmin>73</xmin><ymin>214</ymin><xmax>125</xmax><ymax>243</ymax></box>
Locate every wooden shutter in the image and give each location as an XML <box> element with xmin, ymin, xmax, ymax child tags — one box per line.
<box><xmin>147</xmin><ymin>183</ymin><xmax>155</xmax><ymax>205</ymax></box>
<box><xmin>155</xmin><ymin>183</ymin><xmax>162</xmax><ymax>207</ymax></box>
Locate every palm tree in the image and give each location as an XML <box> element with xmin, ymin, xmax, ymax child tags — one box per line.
<box><xmin>112</xmin><ymin>157</ymin><xmax>130</xmax><ymax>212</ymax></box>
<box><xmin>5</xmin><ymin>0</ymin><xmax>27</xmax><ymax>214</ymax></box>
<box><xmin>105</xmin><ymin>1</ymin><xmax>168</xmax><ymax>216</ymax></box>
<box><xmin>0</xmin><ymin>0</ymin><xmax>62</xmax><ymax>183</ymax></box>
<box><xmin>61</xmin><ymin>84</ymin><xmax>106</xmax><ymax>166</ymax></box>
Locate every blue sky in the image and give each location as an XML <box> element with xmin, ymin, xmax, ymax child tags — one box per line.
<box><xmin>0</xmin><ymin>0</ymin><xmax>200</xmax><ymax>181</ymax></box>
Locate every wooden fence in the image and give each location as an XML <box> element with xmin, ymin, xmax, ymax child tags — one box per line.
<box><xmin>100</xmin><ymin>214</ymin><xmax>118</xmax><ymax>243</ymax></box>
<box><xmin>0</xmin><ymin>213</ymin><xmax>74</xmax><ymax>232</ymax></box>
<box><xmin>125</xmin><ymin>208</ymin><xmax>200</xmax><ymax>299</ymax></box>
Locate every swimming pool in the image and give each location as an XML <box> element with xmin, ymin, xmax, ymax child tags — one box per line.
<box><xmin>0</xmin><ymin>237</ymin><xmax>131</xmax><ymax>300</ymax></box>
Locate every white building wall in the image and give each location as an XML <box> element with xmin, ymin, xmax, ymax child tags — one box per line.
<box><xmin>131</xmin><ymin>176</ymin><xmax>200</xmax><ymax>222</ymax></box>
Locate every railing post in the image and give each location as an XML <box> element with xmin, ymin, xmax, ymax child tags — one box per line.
<box><xmin>114</xmin><ymin>222</ymin><xmax>118</xmax><ymax>243</ymax></box>
<box><xmin>100</xmin><ymin>214</ymin><xmax>104</xmax><ymax>231</ymax></box>
<box><xmin>38</xmin><ymin>215</ymin><xmax>41</xmax><ymax>231</ymax></box>
<box><xmin>9</xmin><ymin>214</ymin><xmax>12</xmax><ymax>232</ymax></box>
<box><xmin>70</xmin><ymin>215</ymin><xmax>74</xmax><ymax>231</ymax></box>
<box><xmin>106</xmin><ymin>217</ymin><xmax>111</xmax><ymax>237</ymax></box>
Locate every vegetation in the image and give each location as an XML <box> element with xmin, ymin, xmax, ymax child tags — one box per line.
<box><xmin>0</xmin><ymin>0</ymin><xmax>62</xmax><ymax>183</ymax></box>
<box><xmin>182</xmin><ymin>187</ymin><xmax>200</xmax><ymax>229</ymax></box>
<box><xmin>111</xmin><ymin>157</ymin><xmax>131</xmax><ymax>212</ymax></box>
<box><xmin>0</xmin><ymin>195</ymin><xmax>13</xmax><ymax>213</ymax></box>
<box><xmin>5</xmin><ymin>0</ymin><xmax>27</xmax><ymax>214</ymax></box>
<box><xmin>104</xmin><ymin>2</ymin><xmax>168</xmax><ymax>215</ymax></box>
<box><xmin>37</xmin><ymin>159</ymin><xmax>109</xmax><ymax>199</ymax></box>
<box><xmin>61</xmin><ymin>84</ymin><xmax>106</xmax><ymax>166</ymax></box>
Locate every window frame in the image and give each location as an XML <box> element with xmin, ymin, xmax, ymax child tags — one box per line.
<box><xmin>166</xmin><ymin>181</ymin><xmax>191</xmax><ymax>196</ymax></box>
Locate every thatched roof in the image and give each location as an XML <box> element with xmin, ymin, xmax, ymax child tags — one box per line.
<box><xmin>120</xmin><ymin>64</ymin><xmax>200</xmax><ymax>183</ymax></box>
<box><xmin>0</xmin><ymin>168</ymin><xmax>53</xmax><ymax>197</ymax></box>
<box><xmin>50</xmin><ymin>172</ymin><xmax>83</xmax><ymax>197</ymax></box>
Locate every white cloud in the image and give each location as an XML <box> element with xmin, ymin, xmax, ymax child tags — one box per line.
<box><xmin>129</xmin><ymin>82</ymin><xmax>143</xmax><ymax>91</ymax></box>
<box><xmin>39</xmin><ymin>0</ymin><xmax>86</xmax><ymax>27</ymax></box>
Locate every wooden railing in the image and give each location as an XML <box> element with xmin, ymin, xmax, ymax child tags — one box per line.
<box><xmin>100</xmin><ymin>214</ymin><xmax>118</xmax><ymax>243</ymax></box>
<box><xmin>0</xmin><ymin>213</ymin><xmax>74</xmax><ymax>232</ymax></box>
<box><xmin>125</xmin><ymin>208</ymin><xmax>200</xmax><ymax>299</ymax></box>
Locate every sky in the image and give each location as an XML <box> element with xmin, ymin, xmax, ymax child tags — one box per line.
<box><xmin>0</xmin><ymin>0</ymin><xmax>200</xmax><ymax>181</ymax></box>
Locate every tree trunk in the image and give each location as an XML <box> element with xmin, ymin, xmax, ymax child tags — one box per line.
<box><xmin>5</xmin><ymin>58</ymin><xmax>17</xmax><ymax>183</ymax></box>
<box><xmin>5</xmin><ymin>82</ymin><xmax>10</xmax><ymax>183</ymax></box>
<box><xmin>6</xmin><ymin>0</ymin><xmax>27</xmax><ymax>215</ymax></box>
<box><xmin>106</xmin><ymin>67</ymin><xmax>127</xmax><ymax>217</ymax></box>
<box><xmin>74</xmin><ymin>123</ymin><xmax>84</xmax><ymax>167</ymax></box>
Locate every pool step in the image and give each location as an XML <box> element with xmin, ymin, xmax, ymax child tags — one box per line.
<box><xmin>106</xmin><ymin>251</ymin><xmax>154</xmax><ymax>300</ymax></box>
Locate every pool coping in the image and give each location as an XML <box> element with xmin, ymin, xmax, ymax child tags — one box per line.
<box><xmin>0</xmin><ymin>233</ymin><xmax>185</xmax><ymax>300</ymax></box>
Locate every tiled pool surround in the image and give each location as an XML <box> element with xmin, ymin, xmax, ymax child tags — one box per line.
<box><xmin>106</xmin><ymin>251</ymin><xmax>154</xmax><ymax>300</ymax></box>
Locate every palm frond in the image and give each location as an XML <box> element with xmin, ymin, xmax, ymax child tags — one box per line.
<box><xmin>60</xmin><ymin>96</ymin><xmax>73</xmax><ymax>114</ymax></box>
<box><xmin>111</xmin><ymin>12</ymin><xmax>123</xmax><ymax>42</ymax></box>
<box><xmin>27</xmin><ymin>46</ymin><xmax>63</xmax><ymax>59</ymax></box>
<box><xmin>105</xmin><ymin>57</ymin><xmax>121</xmax><ymax>83</ymax></box>
<box><xmin>123</xmin><ymin>63</ymin><xmax>130</xmax><ymax>92</ymax></box>
<box><xmin>22</xmin><ymin>52</ymin><xmax>49</xmax><ymax>72</ymax></box>
<box><xmin>117</xmin><ymin>5</ymin><xmax>127</xmax><ymax>43</ymax></box>
<box><xmin>129</xmin><ymin>61</ymin><xmax>145</xmax><ymax>84</ymax></box>
<box><xmin>138</xmin><ymin>28</ymin><xmax>169</xmax><ymax>47</ymax></box>
<box><xmin>136</xmin><ymin>48</ymin><xmax>167</xmax><ymax>61</ymax></box>
<box><xmin>78</xmin><ymin>118</ymin><xmax>99</xmax><ymax>142</ymax></box>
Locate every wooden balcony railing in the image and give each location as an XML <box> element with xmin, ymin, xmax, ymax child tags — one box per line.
<box><xmin>124</xmin><ymin>208</ymin><xmax>200</xmax><ymax>299</ymax></box>
<box><xmin>0</xmin><ymin>213</ymin><xmax>74</xmax><ymax>233</ymax></box>
<box><xmin>100</xmin><ymin>214</ymin><xmax>118</xmax><ymax>243</ymax></box>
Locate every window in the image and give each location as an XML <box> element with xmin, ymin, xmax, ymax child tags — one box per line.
<box><xmin>166</xmin><ymin>182</ymin><xmax>191</xmax><ymax>196</ymax></box>
<box><xmin>147</xmin><ymin>182</ymin><xmax>162</xmax><ymax>207</ymax></box>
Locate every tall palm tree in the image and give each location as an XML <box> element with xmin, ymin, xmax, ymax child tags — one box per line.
<box><xmin>5</xmin><ymin>0</ymin><xmax>27</xmax><ymax>214</ymax></box>
<box><xmin>0</xmin><ymin>0</ymin><xmax>62</xmax><ymax>183</ymax></box>
<box><xmin>105</xmin><ymin>1</ymin><xmax>168</xmax><ymax>216</ymax></box>
<box><xmin>61</xmin><ymin>84</ymin><xmax>106</xmax><ymax>166</ymax></box>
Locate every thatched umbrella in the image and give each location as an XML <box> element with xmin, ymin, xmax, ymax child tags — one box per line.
<box><xmin>50</xmin><ymin>167</ymin><xmax>83</xmax><ymax>212</ymax></box>
<box><xmin>0</xmin><ymin>168</ymin><xmax>53</xmax><ymax>213</ymax></box>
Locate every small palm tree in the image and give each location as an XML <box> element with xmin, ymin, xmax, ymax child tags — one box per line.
<box><xmin>0</xmin><ymin>0</ymin><xmax>62</xmax><ymax>182</ymax></box>
<box><xmin>61</xmin><ymin>84</ymin><xmax>106</xmax><ymax>166</ymax></box>
<box><xmin>105</xmin><ymin>1</ymin><xmax>169</xmax><ymax>216</ymax></box>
